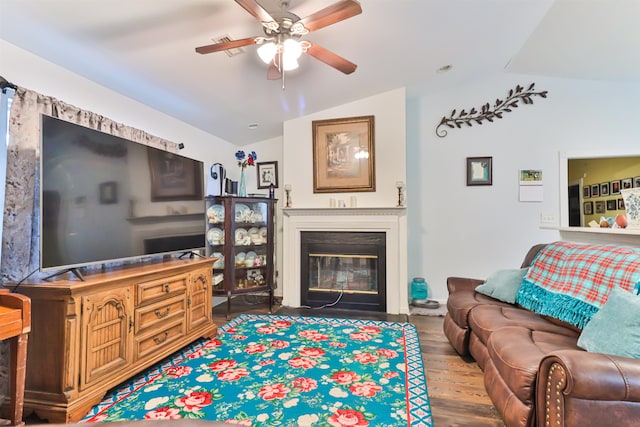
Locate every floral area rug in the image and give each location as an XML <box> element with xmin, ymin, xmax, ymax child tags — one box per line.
<box><xmin>82</xmin><ymin>314</ymin><xmax>433</xmax><ymax>427</ymax></box>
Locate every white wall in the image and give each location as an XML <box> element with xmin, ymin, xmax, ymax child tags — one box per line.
<box><xmin>407</xmin><ymin>75</ymin><xmax>640</xmax><ymax>300</ymax></box>
<box><xmin>0</xmin><ymin>40</ymin><xmax>236</xmax><ymax>165</ymax></box>
<box><xmin>283</xmin><ymin>88</ymin><xmax>407</xmax><ymax>208</ymax></box>
<box><xmin>237</xmin><ymin>136</ymin><xmax>286</xmax><ymax>296</ymax></box>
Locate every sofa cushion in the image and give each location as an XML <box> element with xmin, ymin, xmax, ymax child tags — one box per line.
<box><xmin>487</xmin><ymin>326</ymin><xmax>581</xmax><ymax>403</ymax></box>
<box><xmin>475</xmin><ymin>267</ymin><xmax>528</xmax><ymax>304</ymax></box>
<box><xmin>483</xmin><ymin>358</ymin><xmax>533</xmax><ymax>427</ymax></box>
<box><xmin>446</xmin><ymin>289</ymin><xmax>512</xmax><ymax>329</ymax></box>
<box><xmin>578</xmin><ymin>287</ymin><xmax>640</xmax><ymax>359</ymax></box>
<box><xmin>468</xmin><ymin>304</ymin><xmax>579</xmax><ymax>346</ymax></box>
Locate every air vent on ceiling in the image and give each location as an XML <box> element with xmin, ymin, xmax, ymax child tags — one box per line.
<box><xmin>214</xmin><ymin>35</ymin><xmax>245</xmax><ymax>57</ymax></box>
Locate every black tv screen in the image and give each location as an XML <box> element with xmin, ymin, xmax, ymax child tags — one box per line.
<box><xmin>40</xmin><ymin>114</ymin><xmax>205</xmax><ymax>271</ymax></box>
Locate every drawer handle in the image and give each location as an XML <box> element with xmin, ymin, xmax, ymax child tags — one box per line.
<box><xmin>153</xmin><ymin>331</ymin><xmax>169</xmax><ymax>344</ymax></box>
<box><xmin>163</xmin><ymin>283</ymin><xmax>170</xmax><ymax>293</ymax></box>
<box><xmin>154</xmin><ymin>307</ymin><xmax>171</xmax><ymax>318</ymax></box>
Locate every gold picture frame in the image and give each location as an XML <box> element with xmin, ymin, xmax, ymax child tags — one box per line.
<box><xmin>312</xmin><ymin>115</ymin><xmax>375</xmax><ymax>193</ymax></box>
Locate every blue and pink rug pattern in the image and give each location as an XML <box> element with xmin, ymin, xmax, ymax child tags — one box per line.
<box><xmin>82</xmin><ymin>314</ymin><xmax>433</xmax><ymax>427</ymax></box>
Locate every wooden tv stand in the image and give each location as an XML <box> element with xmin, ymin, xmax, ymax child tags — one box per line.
<box><xmin>9</xmin><ymin>258</ymin><xmax>217</xmax><ymax>423</ymax></box>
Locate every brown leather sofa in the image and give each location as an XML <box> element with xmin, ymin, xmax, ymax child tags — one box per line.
<box><xmin>443</xmin><ymin>244</ymin><xmax>640</xmax><ymax>427</ymax></box>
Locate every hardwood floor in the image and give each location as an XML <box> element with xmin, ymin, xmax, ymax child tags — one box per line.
<box><xmin>212</xmin><ymin>297</ymin><xmax>506</xmax><ymax>427</ymax></box>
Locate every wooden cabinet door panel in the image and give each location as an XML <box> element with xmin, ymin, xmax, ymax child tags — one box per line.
<box><xmin>80</xmin><ymin>287</ymin><xmax>132</xmax><ymax>390</ymax></box>
<box><xmin>188</xmin><ymin>269</ymin><xmax>211</xmax><ymax>331</ymax></box>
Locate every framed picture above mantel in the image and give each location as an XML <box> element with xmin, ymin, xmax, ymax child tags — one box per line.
<box><xmin>312</xmin><ymin>115</ymin><xmax>375</xmax><ymax>193</ymax></box>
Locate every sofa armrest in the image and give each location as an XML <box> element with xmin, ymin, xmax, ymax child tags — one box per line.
<box><xmin>446</xmin><ymin>277</ymin><xmax>484</xmax><ymax>294</ymax></box>
<box><xmin>536</xmin><ymin>349</ymin><xmax>640</xmax><ymax>427</ymax></box>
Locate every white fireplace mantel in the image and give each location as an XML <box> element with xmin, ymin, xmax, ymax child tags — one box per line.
<box><xmin>282</xmin><ymin>207</ymin><xmax>409</xmax><ymax>314</ymax></box>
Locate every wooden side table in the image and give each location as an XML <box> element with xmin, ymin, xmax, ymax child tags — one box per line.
<box><xmin>0</xmin><ymin>289</ymin><xmax>31</xmax><ymax>426</ymax></box>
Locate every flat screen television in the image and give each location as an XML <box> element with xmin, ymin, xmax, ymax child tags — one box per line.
<box><xmin>40</xmin><ymin>114</ymin><xmax>205</xmax><ymax>276</ymax></box>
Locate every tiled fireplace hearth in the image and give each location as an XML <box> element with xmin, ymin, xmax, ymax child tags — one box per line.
<box><xmin>282</xmin><ymin>207</ymin><xmax>408</xmax><ymax>314</ymax></box>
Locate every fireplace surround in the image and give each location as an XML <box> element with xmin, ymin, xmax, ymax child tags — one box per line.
<box><xmin>282</xmin><ymin>207</ymin><xmax>408</xmax><ymax>314</ymax></box>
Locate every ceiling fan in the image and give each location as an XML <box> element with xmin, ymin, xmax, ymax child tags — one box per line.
<box><xmin>195</xmin><ymin>0</ymin><xmax>362</xmax><ymax>81</ymax></box>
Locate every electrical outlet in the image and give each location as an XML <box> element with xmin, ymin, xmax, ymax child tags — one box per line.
<box><xmin>540</xmin><ymin>213</ymin><xmax>556</xmax><ymax>224</ymax></box>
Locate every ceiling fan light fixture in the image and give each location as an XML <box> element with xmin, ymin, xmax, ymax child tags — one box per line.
<box><xmin>257</xmin><ymin>42</ymin><xmax>277</xmax><ymax>63</ymax></box>
<box><xmin>283</xmin><ymin>38</ymin><xmax>303</xmax><ymax>60</ymax></box>
<box><xmin>282</xmin><ymin>56</ymin><xmax>299</xmax><ymax>71</ymax></box>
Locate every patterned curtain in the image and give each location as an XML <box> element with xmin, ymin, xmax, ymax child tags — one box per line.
<box><xmin>1</xmin><ymin>87</ymin><xmax>179</xmax><ymax>282</ymax></box>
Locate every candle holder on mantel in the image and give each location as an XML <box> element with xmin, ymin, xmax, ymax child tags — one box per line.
<box><xmin>284</xmin><ymin>184</ymin><xmax>292</xmax><ymax>208</ymax></box>
<box><xmin>396</xmin><ymin>181</ymin><xmax>405</xmax><ymax>207</ymax></box>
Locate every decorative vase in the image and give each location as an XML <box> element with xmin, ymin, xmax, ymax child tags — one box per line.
<box><xmin>238</xmin><ymin>168</ymin><xmax>247</xmax><ymax>197</ymax></box>
<box><xmin>621</xmin><ymin>188</ymin><xmax>640</xmax><ymax>229</ymax></box>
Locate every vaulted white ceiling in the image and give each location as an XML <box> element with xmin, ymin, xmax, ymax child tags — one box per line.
<box><xmin>1</xmin><ymin>0</ymin><xmax>638</xmax><ymax>145</ymax></box>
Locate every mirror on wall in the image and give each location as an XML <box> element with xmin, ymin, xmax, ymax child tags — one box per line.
<box><xmin>564</xmin><ymin>155</ymin><xmax>640</xmax><ymax>228</ymax></box>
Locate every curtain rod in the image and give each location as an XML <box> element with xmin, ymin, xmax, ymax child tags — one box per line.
<box><xmin>0</xmin><ymin>76</ymin><xmax>17</xmax><ymax>93</ymax></box>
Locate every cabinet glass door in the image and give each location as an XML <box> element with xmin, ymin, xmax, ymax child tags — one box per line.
<box><xmin>233</xmin><ymin>200</ymin><xmax>269</xmax><ymax>291</ymax></box>
<box><xmin>205</xmin><ymin>199</ymin><xmax>225</xmax><ymax>291</ymax></box>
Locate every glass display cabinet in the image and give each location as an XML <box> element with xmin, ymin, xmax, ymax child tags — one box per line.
<box><xmin>205</xmin><ymin>196</ymin><xmax>276</xmax><ymax>318</ymax></box>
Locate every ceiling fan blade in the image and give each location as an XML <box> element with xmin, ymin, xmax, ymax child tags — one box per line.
<box><xmin>235</xmin><ymin>0</ymin><xmax>276</xmax><ymax>23</ymax></box>
<box><xmin>267</xmin><ymin>60</ymin><xmax>282</xmax><ymax>80</ymax></box>
<box><xmin>195</xmin><ymin>37</ymin><xmax>257</xmax><ymax>54</ymax></box>
<box><xmin>299</xmin><ymin>0</ymin><xmax>362</xmax><ymax>32</ymax></box>
<box><xmin>306</xmin><ymin>44</ymin><xmax>357</xmax><ymax>74</ymax></box>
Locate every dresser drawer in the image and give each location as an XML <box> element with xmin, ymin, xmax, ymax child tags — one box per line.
<box><xmin>134</xmin><ymin>319</ymin><xmax>185</xmax><ymax>362</ymax></box>
<box><xmin>136</xmin><ymin>274</ymin><xmax>187</xmax><ymax>305</ymax></box>
<box><xmin>134</xmin><ymin>294</ymin><xmax>186</xmax><ymax>335</ymax></box>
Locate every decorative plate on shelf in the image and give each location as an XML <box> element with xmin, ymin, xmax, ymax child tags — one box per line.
<box><xmin>235</xmin><ymin>252</ymin><xmax>246</xmax><ymax>267</ymax></box>
<box><xmin>235</xmin><ymin>203</ymin><xmax>251</xmax><ymax>222</ymax></box>
<box><xmin>206</xmin><ymin>228</ymin><xmax>223</xmax><ymax>245</ymax></box>
<box><xmin>248</xmin><ymin>227</ymin><xmax>259</xmax><ymax>236</ymax></box>
<box><xmin>235</xmin><ymin>228</ymin><xmax>248</xmax><ymax>244</ymax></box>
<box><xmin>252</xmin><ymin>203</ymin><xmax>266</xmax><ymax>221</ymax></box>
<box><xmin>212</xmin><ymin>253</ymin><xmax>224</xmax><ymax>269</ymax></box>
<box><xmin>207</xmin><ymin>205</ymin><xmax>224</xmax><ymax>223</ymax></box>
<box><xmin>259</xmin><ymin>227</ymin><xmax>268</xmax><ymax>239</ymax></box>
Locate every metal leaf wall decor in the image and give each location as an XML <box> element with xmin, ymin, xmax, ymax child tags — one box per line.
<box><xmin>435</xmin><ymin>83</ymin><xmax>548</xmax><ymax>138</ymax></box>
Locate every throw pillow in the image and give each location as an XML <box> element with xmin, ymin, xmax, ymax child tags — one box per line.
<box><xmin>577</xmin><ymin>287</ymin><xmax>640</xmax><ymax>359</ymax></box>
<box><xmin>475</xmin><ymin>268</ymin><xmax>528</xmax><ymax>304</ymax></box>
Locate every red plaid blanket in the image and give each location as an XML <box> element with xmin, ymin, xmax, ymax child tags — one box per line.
<box><xmin>516</xmin><ymin>241</ymin><xmax>640</xmax><ymax>328</ymax></box>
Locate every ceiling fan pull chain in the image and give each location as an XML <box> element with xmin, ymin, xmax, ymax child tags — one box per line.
<box><xmin>282</xmin><ymin>66</ymin><xmax>286</xmax><ymax>91</ymax></box>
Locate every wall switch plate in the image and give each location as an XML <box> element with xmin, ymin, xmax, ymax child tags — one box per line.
<box><xmin>540</xmin><ymin>213</ymin><xmax>556</xmax><ymax>224</ymax></box>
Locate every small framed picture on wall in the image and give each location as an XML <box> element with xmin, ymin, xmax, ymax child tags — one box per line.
<box><xmin>611</xmin><ymin>180</ymin><xmax>621</xmax><ymax>194</ymax></box>
<box><xmin>606</xmin><ymin>199</ymin><xmax>617</xmax><ymax>211</ymax></box>
<box><xmin>584</xmin><ymin>201</ymin><xmax>593</xmax><ymax>215</ymax></box>
<box><xmin>618</xmin><ymin>198</ymin><xmax>625</xmax><ymax>210</ymax></box>
<box><xmin>600</xmin><ymin>182</ymin><xmax>610</xmax><ymax>196</ymax></box>
<box><xmin>466</xmin><ymin>156</ymin><xmax>493</xmax><ymax>186</ymax></box>
<box><xmin>256</xmin><ymin>161</ymin><xmax>279</xmax><ymax>189</ymax></box>
<box><xmin>622</xmin><ymin>178</ymin><xmax>633</xmax><ymax>189</ymax></box>
<box><xmin>635</xmin><ymin>176</ymin><xmax>640</xmax><ymax>188</ymax></box>
<box><xmin>591</xmin><ymin>184</ymin><xmax>600</xmax><ymax>197</ymax></box>
<box><xmin>595</xmin><ymin>201</ymin><xmax>606</xmax><ymax>214</ymax></box>
<box><xmin>583</xmin><ymin>186</ymin><xmax>591</xmax><ymax>198</ymax></box>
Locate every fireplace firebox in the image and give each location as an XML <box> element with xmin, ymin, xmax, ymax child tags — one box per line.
<box><xmin>300</xmin><ymin>231</ymin><xmax>386</xmax><ymax>311</ymax></box>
